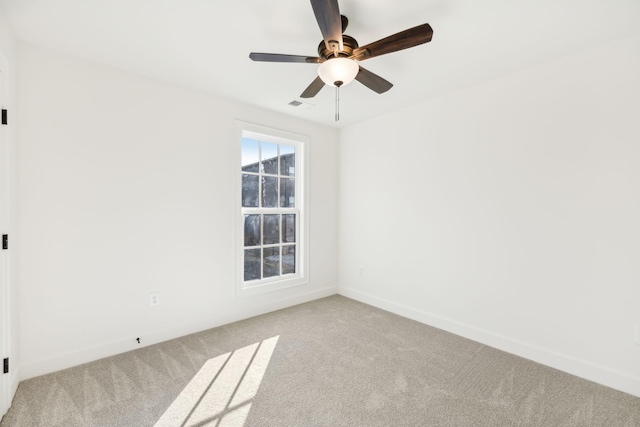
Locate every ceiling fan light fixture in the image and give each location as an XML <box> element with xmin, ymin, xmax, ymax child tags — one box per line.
<box><xmin>317</xmin><ymin>57</ymin><xmax>359</xmax><ymax>87</ymax></box>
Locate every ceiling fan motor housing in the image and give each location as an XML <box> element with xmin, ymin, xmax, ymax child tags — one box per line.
<box><xmin>317</xmin><ymin>35</ymin><xmax>359</xmax><ymax>59</ymax></box>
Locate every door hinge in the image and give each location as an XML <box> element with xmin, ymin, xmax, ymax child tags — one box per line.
<box><xmin>3</xmin><ymin>358</ymin><xmax>7</xmax><ymax>374</ymax></box>
<box><xmin>2</xmin><ymin>234</ymin><xmax>7</xmax><ymax>250</ymax></box>
<box><xmin>1</xmin><ymin>109</ymin><xmax>6</xmax><ymax>125</ymax></box>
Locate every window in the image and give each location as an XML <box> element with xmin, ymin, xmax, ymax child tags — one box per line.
<box><xmin>235</xmin><ymin>122</ymin><xmax>308</xmax><ymax>296</ymax></box>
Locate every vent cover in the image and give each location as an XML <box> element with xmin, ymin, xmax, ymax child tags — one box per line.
<box><xmin>288</xmin><ymin>100</ymin><xmax>314</xmax><ymax>110</ymax></box>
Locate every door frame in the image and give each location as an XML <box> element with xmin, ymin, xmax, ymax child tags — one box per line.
<box><xmin>0</xmin><ymin>51</ymin><xmax>11</xmax><ymax>418</ymax></box>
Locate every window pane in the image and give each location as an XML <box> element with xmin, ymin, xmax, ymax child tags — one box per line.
<box><xmin>242</xmin><ymin>139</ymin><xmax>260</xmax><ymax>173</ymax></box>
<box><xmin>262</xmin><ymin>176</ymin><xmax>278</xmax><ymax>207</ymax></box>
<box><xmin>263</xmin><ymin>214</ymin><xmax>280</xmax><ymax>245</ymax></box>
<box><xmin>282</xmin><ymin>245</ymin><xmax>296</xmax><ymax>275</ymax></box>
<box><xmin>244</xmin><ymin>215</ymin><xmax>260</xmax><ymax>247</ymax></box>
<box><xmin>244</xmin><ymin>249</ymin><xmax>261</xmax><ymax>281</ymax></box>
<box><xmin>280</xmin><ymin>178</ymin><xmax>295</xmax><ymax>208</ymax></box>
<box><xmin>263</xmin><ymin>247</ymin><xmax>280</xmax><ymax>278</ymax></box>
<box><xmin>242</xmin><ymin>174</ymin><xmax>259</xmax><ymax>207</ymax></box>
<box><xmin>282</xmin><ymin>214</ymin><xmax>296</xmax><ymax>243</ymax></box>
<box><xmin>280</xmin><ymin>145</ymin><xmax>295</xmax><ymax>176</ymax></box>
<box><xmin>261</xmin><ymin>142</ymin><xmax>278</xmax><ymax>175</ymax></box>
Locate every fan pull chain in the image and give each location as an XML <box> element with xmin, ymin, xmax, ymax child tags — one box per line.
<box><xmin>335</xmin><ymin>85</ymin><xmax>340</xmax><ymax>122</ymax></box>
<box><xmin>334</xmin><ymin>81</ymin><xmax>344</xmax><ymax>122</ymax></box>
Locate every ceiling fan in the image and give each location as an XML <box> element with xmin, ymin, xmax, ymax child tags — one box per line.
<box><xmin>249</xmin><ymin>0</ymin><xmax>433</xmax><ymax>119</ymax></box>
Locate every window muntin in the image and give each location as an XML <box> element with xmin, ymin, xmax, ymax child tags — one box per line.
<box><xmin>236</xmin><ymin>123</ymin><xmax>308</xmax><ymax>296</ymax></box>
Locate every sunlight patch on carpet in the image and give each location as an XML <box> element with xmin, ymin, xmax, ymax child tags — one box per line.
<box><xmin>154</xmin><ymin>336</ymin><xmax>279</xmax><ymax>427</ymax></box>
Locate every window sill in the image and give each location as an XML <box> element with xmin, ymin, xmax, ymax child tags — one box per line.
<box><xmin>235</xmin><ymin>275</ymin><xmax>308</xmax><ymax>297</ymax></box>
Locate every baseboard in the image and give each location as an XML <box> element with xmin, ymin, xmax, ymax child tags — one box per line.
<box><xmin>19</xmin><ymin>285</ymin><xmax>338</xmax><ymax>381</ymax></box>
<box><xmin>339</xmin><ymin>286</ymin><xmax>640</xmax><ymax>398</ymax></box>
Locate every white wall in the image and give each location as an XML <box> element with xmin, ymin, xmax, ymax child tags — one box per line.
<box><xmin>17</xmin><ymin>43</ymin><xmax>339</xmax><ymax>379</ymax></box>
<box><xmin>338</xmin><ymin>34</ymin><xmax>640</xmax><ymax>397</ymax></box>
<box><xmin>0</xmin><ymin>7</ymin><xmax>20</xmax><ymax>412</ymax></box>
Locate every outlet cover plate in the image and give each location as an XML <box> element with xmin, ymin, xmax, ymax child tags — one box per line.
<box><xmin>150</xmin><ymin>292</ymin><xmax>160</xmax><ymax>307</ymax></box>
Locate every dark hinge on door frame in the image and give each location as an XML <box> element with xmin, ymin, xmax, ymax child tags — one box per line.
<box><xmin>3</xmin><ymin>358</ymin><xmax>8</xmax><ymax>374</ymax></box>
<box><xmin>1</xmin><ymin>109</ymin><xmax>7</xmax><ymax>125</ymax></box>
<box><xmin>2</xmin><ymin>234</ymin><xmax>7</xmax><ymax>250</ymax></box>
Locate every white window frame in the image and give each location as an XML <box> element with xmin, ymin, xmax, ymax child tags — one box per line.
<box><xmin>235</xmin><ymin>121</ymin><xmax>309</xmax><ymax>297</ymax></box>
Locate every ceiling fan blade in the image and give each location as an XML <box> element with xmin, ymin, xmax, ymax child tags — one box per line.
<box><xmin>300</xmin><ymin>76</ymin><xmax>326</xmax><ymax>98</ymax></box>
<box><xmin>352</xmin><ymin>23</ymin><xmax>433</xmax><ymax>61</ymax></box>
<box><xmin>310</xmin><ymin>0</ymin><xmax>344</xmax><ymax>52</ymax></box>
<box><xmin>355</xmin><ymin>66</ymin><xmax>393</xmax><ymax>94</ymax></box>
<box><xmin>249</xmin><ymin>53</ymin><xmax>323</xmax><ymax>63</ymax></box>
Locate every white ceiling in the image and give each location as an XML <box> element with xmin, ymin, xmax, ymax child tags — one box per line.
<box><xmin>1</xmin><ymin>0</ymin><xmax>639</xmax><ymax>127</ymax></box>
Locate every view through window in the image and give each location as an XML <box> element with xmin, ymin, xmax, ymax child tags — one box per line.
<box><xmin>237</xmin><ymin>123</ymin><xmax>307</xmax><ymax>296</ymax></box>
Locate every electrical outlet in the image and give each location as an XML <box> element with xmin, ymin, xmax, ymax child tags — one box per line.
<box><xmin>150</xmin><ymin>292</ymin><xmax>160</xmax><ymax>307</ymax></box>
<box><xmin>358</xmin><ymin>267</ymin><xmax>365</xmax><ymax>277</ymax></box>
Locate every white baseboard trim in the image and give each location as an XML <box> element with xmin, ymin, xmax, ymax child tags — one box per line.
<box><xmin>19</xmin><ymin>286</ymin><xmax>338</xmax><ymax>381</ymax></box>
<box><xmin>339</xmin><ymin>286</ymin><xmax>640</xmax><ymax>398</ymax></box>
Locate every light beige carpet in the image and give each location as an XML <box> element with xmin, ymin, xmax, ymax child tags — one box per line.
<box><xmin>1</xmin><ymin>295</ymin><xmax>639</xmax><ymax>426</ymax></box>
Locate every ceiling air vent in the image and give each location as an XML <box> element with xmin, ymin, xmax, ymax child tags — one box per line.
<box><xmin>288</xmin><ymin>100</ymin><xmax>314</xmax><ymax>110</ymax></box>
